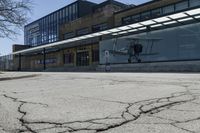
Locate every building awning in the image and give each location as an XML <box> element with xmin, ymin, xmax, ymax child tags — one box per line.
<box><xmin>12</xmin><ymin>6</ymin><xmax>200</xmax><ymax>55</ymax></box>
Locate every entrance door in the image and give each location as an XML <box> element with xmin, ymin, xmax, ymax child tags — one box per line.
<box><xmin>76</xmin><ymin>51</ymin><xmax>89</xmax><ymax>66</ymax></box>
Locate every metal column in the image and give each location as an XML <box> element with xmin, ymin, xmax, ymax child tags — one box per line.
<box><xmin>43</xmin><ymin>48</ymin><xmax>46</xmax><ymax>70</ymax></box>
<box><xmin>18</xmin><ymin>53</ymin><xmax>21</xmax><ymax>71</ymax></box>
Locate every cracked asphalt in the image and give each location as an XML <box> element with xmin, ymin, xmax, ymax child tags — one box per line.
<box><xmin>0</xmin><ymin>72</ymin><xmax>200</xmax><ymax>133</ymax></box>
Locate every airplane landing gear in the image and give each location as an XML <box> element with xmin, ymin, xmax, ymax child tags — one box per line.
<box><xmin>128</xmin><ymin>44</ymin><xmax>143</xmax><ymax>63</ymax></box>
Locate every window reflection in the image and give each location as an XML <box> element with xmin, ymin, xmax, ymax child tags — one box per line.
<box><xmin>25</xmin><ymin>3</ymin><xmax>78</xmax><ymax>46</ymax></box>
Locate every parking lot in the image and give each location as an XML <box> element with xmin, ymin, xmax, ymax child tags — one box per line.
<box><xmin>0</xmin><ymin>72</ymin><xmax>200</xmax><ymax>133</ymax></box>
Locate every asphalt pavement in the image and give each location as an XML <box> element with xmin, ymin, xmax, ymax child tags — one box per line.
<box><xmin>0</xmin><ymin>72</ymin><xmax>200</xmax><ymax>133</ymax></box>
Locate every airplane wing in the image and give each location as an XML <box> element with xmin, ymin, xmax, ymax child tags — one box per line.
<box><xmin>140</xmin><ymin>52</ymin><xmax>159</xmax><ymax>56</ymax></box>
<box><xmin>108</xmin><ymin>50</ymin><xmax>128</xmax><ymax>55</ymax></box>
<box><xmin>125</xmin><ymin>37</ymin><xmax>162</xmax><ymax>41</ymax></box>
<box><xmin>104</xmin><ymin>49</ymin><xmax>159</xmax><ymax>56</ymax></box>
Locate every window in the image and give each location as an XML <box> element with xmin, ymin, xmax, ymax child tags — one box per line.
<box><xmin>69</xmin><ymin>5</ymin><xmax>72</xmax><ymax>21</ymax></box>
<box><xmin>46</xmin><ymin>58</ymin><xmax>57</xmax><ymax>64</ymax></box>
<box><xmin>92</xmin><ymin>49</ymin><xmax>99</xmax><ymax>62</ymax></box>
<box><xmin>132</xmin><ymin>14</ymin><xmax>140</xmax><ymax>22</ymax></box>
<box><xmin>59</xmin><ymin>10</ymin><xmax>62</xmax><ymax>20</ymax></box>
<box><xmin>35</xmin><ymin>60</ymin><xmax>42</xmax><ymax>65</ymax></box>
<box><xmin>74</xmin><ymin>4</ymin><xmax>78</xmax><ymax>19</ymax></box>
<box><xmin>175</xmin><ymin>1</ymin><xmax>188</xmax><ymax>11</ymax></box>
<box><xmin>92</xmin><ymin>23</ymin><xmax>108</xmax><ymax>32</ymax></box>
<box><xmin>37</xmin><ymin>35</ymin><xmax>41</xmax><ymax>44</ymax></box>
<box><xmin>141</xmin><ymin>11</ymin><xmax>151</xmax><ymax>20</ymax></box>
<box><xmin>35</xmin><ymin>58</ymin><xmax>57</xmax><ymax>65</ymax></box>
<box><xmin>53</xmin><ymin>13</ymin><xmax>57</xmax><ymax>23</ymax></box>
<box><xmin>76</xmin><ymin>51</ymin><xmax>89</xmax><ymax>66</ymax></box>
<box><xmin>72</xmin><ymin>4</ymin><xmax>76</xmax><ymax>20</ymax></box>
<box><xmin>190</xmin><ymin>0</ymin><xmax>200</xmax><ymax>7</ymax></box>
<box><xmin>51</xmin><ymin>14</ymin><xmax>54</xmax><ymax>23</ymax></box>
<box><xmin>122</xmin><ymin>17</ymin><xmax>131</xmax><ymax>25</ymax></box>
<box><xmin>29</xmin><ymin>38</ymin><xmax>33</xmax><ymax>46</ymax></box>
<box><xmin>63</xmin><ymin>32</ymin><xmax>75</xmax><ymax>39</ymax></box>
<box><xmin>64</xmin><ymin>53</ymin><xmax>74</xmax><ymax>64</ymax></box>
<box><xmin>59</xmin><ymin>10</ymin><xmax>64</xmax><ymax>24</ymax></box>
<box><xmin>77</xmin><ymin>28</ymin><xmax>90</xmax><ymax>36</ymax></box>
<box><xmin>152</xmin><ymin>8</ymin><xmax>162</xmax><ymax>17</ymax></box>
<box><xmin>65</xmin><ymin>7</ymin><xmax>69</xmax><ymax>22</ymax></box>
<box><xmin>163</xmin><ymin>5</ymin><xmax>175</xmax><ymax>14</ymax></box>
<box><xmin>62</xmin><ymin>9</ymin><xmax>66</xmax><ymax>23</ymax></box>
<box><xmin>56</xmin><ymin>11</ymin><xmax>59</xmax><ymax>21</ymax></box>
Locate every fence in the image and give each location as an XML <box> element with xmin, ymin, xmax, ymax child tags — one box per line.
<box><xmin>0</xmin><ymin>54</ymin><xmax>14</xmax><ymax>71</ymax></box>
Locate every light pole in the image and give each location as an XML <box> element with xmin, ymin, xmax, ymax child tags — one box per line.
<box><xmin>0</xmin><ymin>53</ymin><xmax>1</xmax><ymax>71</ymax></box>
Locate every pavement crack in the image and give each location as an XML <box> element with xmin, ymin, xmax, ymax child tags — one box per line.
<box><xmin>170</xmin><ymin>123</ymin><xmax>196</xmax><ymax>133</ymax></box>
<box><xmin>3</xmin><ymin>89</ymin><xmax>198</xmax><ymax>133</ymax></box>
<box><xmin>0</xmin><ymin>74</ymin><xmax>41</xmax><ymax>81</ymax></box>
<box><xmin>3</xmin><ymin>94</ymin><xmax>48</xmax><ymax>107</ymax></box>
<box><xmin>2</xmin><ymin>94</ymin><xmax>48</xmax><ymax>133</ymax></box>
<box><xmin>1</xmin><ymin>80</ymin><xmax>199</xmax><ymax>133</ymax></box>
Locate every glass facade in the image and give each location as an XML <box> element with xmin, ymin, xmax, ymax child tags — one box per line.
<box><xmin>122</xmin><ymin>0</ymin><xmax>200</xmax><ymax>25</ymax></box>
<box><xmin>25</xmin><ymin>3</ymin><xmax>78</xmax><ymax>47</ymax></box>
<box><xmin>100</xmin><ymin>22</ymin><xmax>200</xmax><ymax>64</ymax></box>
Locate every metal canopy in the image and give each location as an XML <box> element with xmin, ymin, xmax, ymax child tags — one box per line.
<box><xmin>12</xmin><ymin>7</ymin><xmax>200</xmax><ymax>55</ymax></box>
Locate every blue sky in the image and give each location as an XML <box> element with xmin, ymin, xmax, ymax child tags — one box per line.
<box><xmin>0</xmin><ymin>0</ymin><xmax>150</xmax><ymax>55</ymax></box>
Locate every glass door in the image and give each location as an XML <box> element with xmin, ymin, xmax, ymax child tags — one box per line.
<box><xmin>76</xmin><ymin>51</ymin><xmax>89</xmax><ymax>66</ymax></box>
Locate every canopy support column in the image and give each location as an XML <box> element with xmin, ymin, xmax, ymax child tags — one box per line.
<box><xmin>18</xmin><ymin>53</ymin><xmax>21</xmax><ymax>71</ymax></box>
<box><xmin>43</xmin><ymin>48</ymin><xmax>46</xmax><ymax>70</ymax></box>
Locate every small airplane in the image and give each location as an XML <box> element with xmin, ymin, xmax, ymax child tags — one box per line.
<box><xmin>107</xmin><ymin>37</ymin><xmax>162</xmax><ymax>63</ymax></box>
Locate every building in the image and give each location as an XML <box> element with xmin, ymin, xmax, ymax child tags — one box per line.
<box><xmin>1</xmin><ymin>0</ymin><xmax>200</xmax><ymax>72</ymax></box>
<box><xmin>58</xmin><ymin>0</ymin><xmax>127</xmax><ymax>67</ymax></box>
<box><xmin>24</xmin><ymin>0</ymin><xmax>96</xmax><ymax>47</ymax></box>
<box><xmin>13</xmin><ymin>0</ymin><xmax>128</xmax><ymax>71</ymax></box>
<box><xmin>100</xmin><ymin>0</ymin><xmax>200</xmax><ymax>65</ymax></box>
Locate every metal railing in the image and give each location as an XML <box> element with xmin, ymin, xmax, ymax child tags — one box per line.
<box><xmin>0</xmin><ymin>54</ymin><xmax>14</xmax><ymax>71</ymax></box>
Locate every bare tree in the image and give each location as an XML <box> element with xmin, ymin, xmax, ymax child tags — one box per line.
<box><xmin>0</xmin><ymin>0</ymin><xmax>32</xmax><ymax>38</ymax></box>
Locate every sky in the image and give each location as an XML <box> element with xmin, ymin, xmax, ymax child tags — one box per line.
<box><xmin>0</xmin><ymin>0</ymin><xmax>150</xmax><ymax>56</ymax></box>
